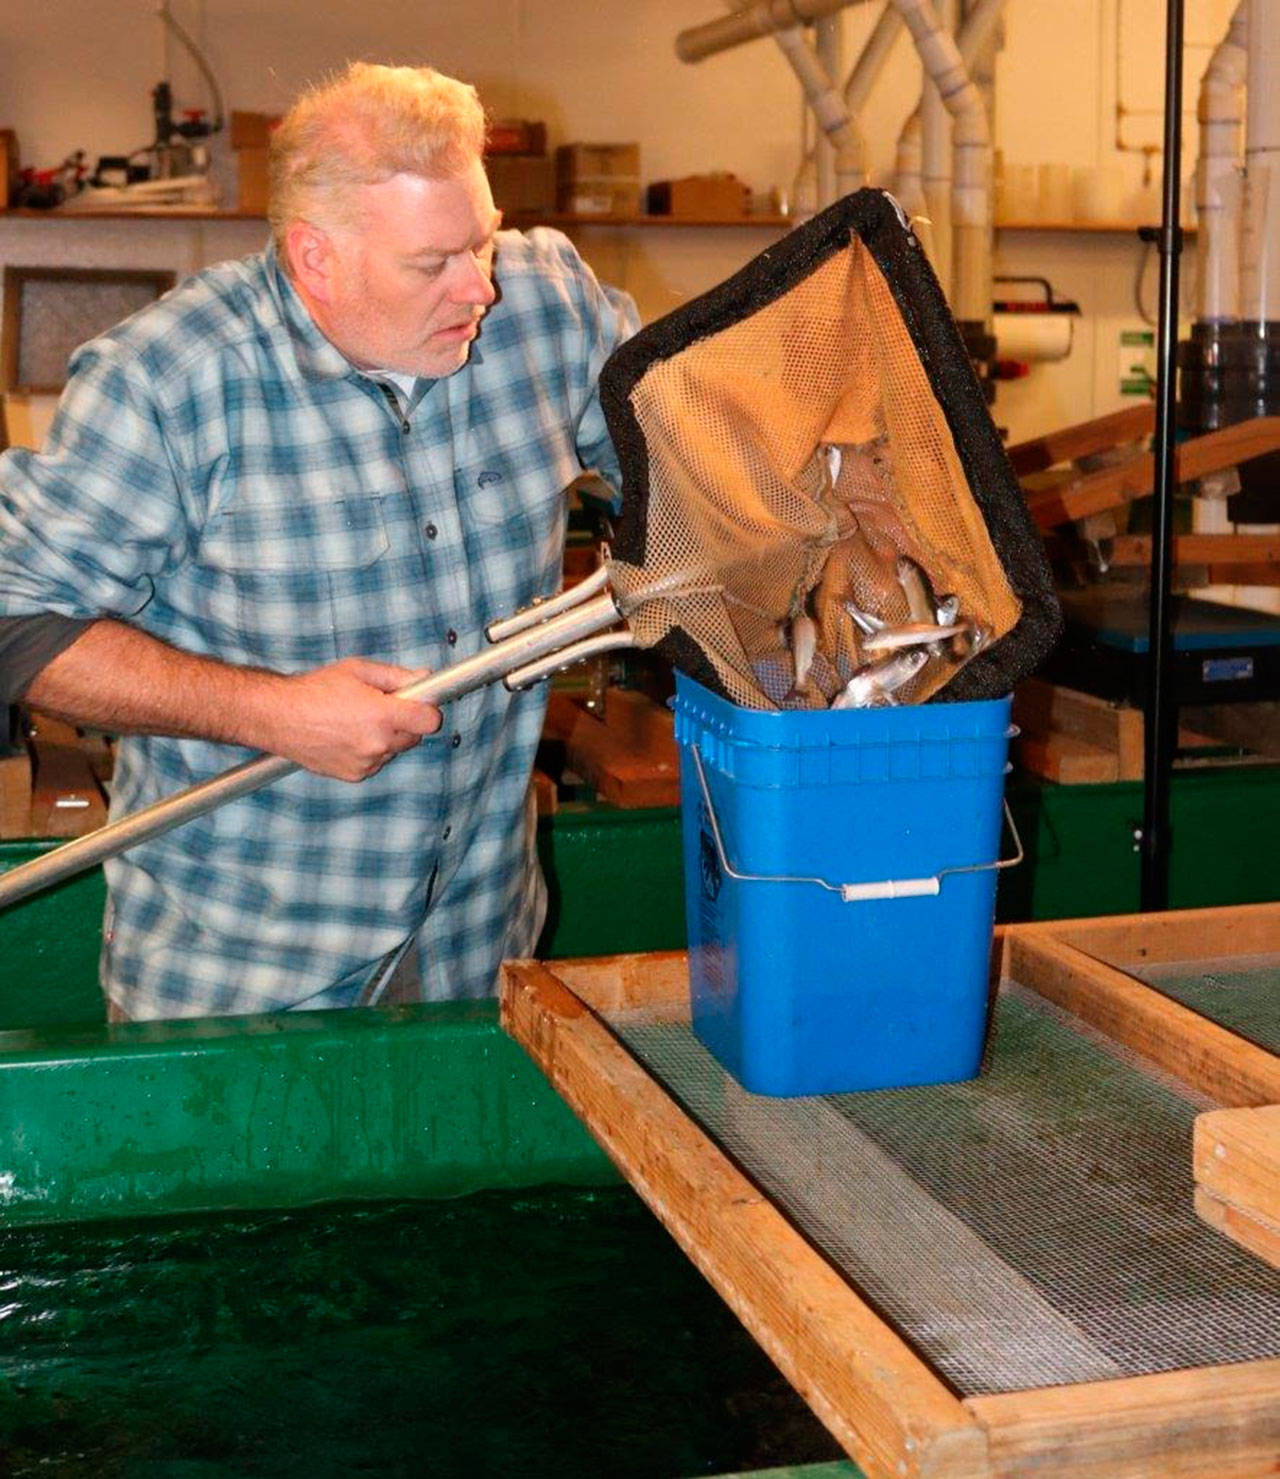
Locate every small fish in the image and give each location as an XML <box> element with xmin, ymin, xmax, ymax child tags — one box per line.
<box><xmin>934</xmin><ymin>594</ymin><xmax>960</xmax><ymax>628</ymax></box>
<box><xmin>948</xmin><ymin>624</ymin><xmax>988</xmax><ymax>660</ymax></box>
<box><xmin>862</xmin><ymin>620</ymin><xmax>974</xmax><ymax>655</ymax></box>
<box><xmin>830</xmin><ymin>648</ymin><xmax>928</xmax><ymax>709</ymax></box>
<box><xmin>896</xmin><ymin>556</ymin><xmax>936</xmax><ymax>625</ymax></box>
<box><xmin>842</xmin><ymin>602</ymin><xmax>886</xmax><ymax>637</ymax></box>
<box><xmin>823</xmin><ymin>443</ymin><xmax>843</xmax><ymax>487</ymax></box>
<box><xmin>784</xmin><ymin>613</ymin><xmax>819</xmax><ymax>702</ymax></box>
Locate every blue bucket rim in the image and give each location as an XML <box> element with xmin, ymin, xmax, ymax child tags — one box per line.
<box><xmin>672</xmin><ymin>672</ymin><xmax>1013</xmax><ymax>749</ymax></box>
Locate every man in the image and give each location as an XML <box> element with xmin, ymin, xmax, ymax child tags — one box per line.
<box><xmin>0</xmin><ymin>62</ymin><xmax>637</xmax><ymax>1019</ymax></box>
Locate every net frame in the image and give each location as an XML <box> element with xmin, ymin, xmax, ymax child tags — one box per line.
<box><xmin>601</xmin><ymin>188</ymin><xmax>1062</xmax><ymax>708</ymax></box>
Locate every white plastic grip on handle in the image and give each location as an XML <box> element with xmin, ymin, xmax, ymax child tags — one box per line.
<box><xmin>839</xmin><ymin>878</ymin><xmax>942</xmax><ymax>902</ymax></box>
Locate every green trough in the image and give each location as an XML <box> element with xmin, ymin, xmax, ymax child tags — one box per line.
<box><xmin>0</xmin><ymin>767</ymin><xmax>1275</xmax><ymax>1476</ymax></box>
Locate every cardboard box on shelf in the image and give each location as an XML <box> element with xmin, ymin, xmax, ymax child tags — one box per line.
<box><xmin>486</xmin><ymin>119</ymin><xmax>547</xmax><ymax>157</ymax></box>
<box><xmin>236</xmin><ymin>147</ymin><xmax>269</xmax><ymax>214</ymax></box>
<box><xmin>647</xmin><ymin>172</ymin><xmax>751</xmax><ymax>220</ymax></box>
<box><xmin>0</xmin><ymin>130</ymin><xmax>18</xmax><ymax>210</ymax></box>
<box><xmin>229</xmin><ymin>112</ymin><xmax>280</xmax><ymax>213</ymax></box>
<box><xmin>486</xmin><ymin>154</ymin><xmax>555</xmax><ymax>217</ymax></box>
<box><xmin>555</xmin><ymin>143</ymin><xmax>641</xmax><ymax>217</ymax></box>
<box><xmin>229</xmin><ymin>111</ymin><xmax>281</xmax><ymax>150</ymax></box>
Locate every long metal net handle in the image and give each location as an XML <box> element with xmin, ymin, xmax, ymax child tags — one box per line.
<box><xmin>689</xmin><ymin>743</ymin><xmax>1023</xmax><ymax>902</ymax></box>
<box><xmin>0</xmin><ymin>587</ymin><xmax>628</xmax><ymax>912</ymax></box>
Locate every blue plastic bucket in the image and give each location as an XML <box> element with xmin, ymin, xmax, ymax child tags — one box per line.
<box><xmin>672</xmin><ymin>673</ymin><xmax>1015</xmax><ymax>1097</ymax></box>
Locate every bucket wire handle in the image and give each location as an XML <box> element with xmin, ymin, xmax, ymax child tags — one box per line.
<box><xmin>689</xmin><ymin>743</ymin><xmax>1023</xmax><ymax>903</ymax></box>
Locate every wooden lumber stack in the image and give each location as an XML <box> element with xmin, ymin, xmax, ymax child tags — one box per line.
<box><xmin>1011</xmin><ymin>678</ymin><xmax>1217</xmax><ymax>783</ymax></box>
<box><xmin>1194</xmin><ymin>1105</ymin><xmax>1280</xmax><ymax>1269</ymax></box>
<box><xmin>543</xmin><ymin>688</ymin><xmax>679</xmax><ymax>808</ymax></box>
<box><xmin>1008</xmin><ymin>407</ymin><xmax>1280</xmax><ymax>587</ymax></box>
<box><xmin>0</xmin><ymin>741</ymin><xmax>30</xmax><ymax>836</ymax></box>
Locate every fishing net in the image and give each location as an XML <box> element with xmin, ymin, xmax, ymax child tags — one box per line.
<box><xmin>0</xmin><ymin>190</ymin><xmax>1063</xmax><ymax>910</ymax></box>
<box><xmin>602</xmin><ymin>188</ymin><xmax>1061</xmax><ymax>709</ymax></box>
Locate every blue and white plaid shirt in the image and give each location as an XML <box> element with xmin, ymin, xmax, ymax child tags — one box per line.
<box><xmin>0</xmin><ymin>232</ymin><xmax>637</xmax><ymax>1018</ymax></box>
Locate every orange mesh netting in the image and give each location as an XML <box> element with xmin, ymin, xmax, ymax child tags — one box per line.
<box><xmin>602</xmin><ymin>191</ymin><xmax>1058</xmax><ymax>711</ymax></box>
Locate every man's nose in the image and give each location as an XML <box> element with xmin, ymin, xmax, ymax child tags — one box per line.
<box><xmin>453</xmin><ymin>253</ymin><xmax>496</xmax><ymax>307</ymax></box>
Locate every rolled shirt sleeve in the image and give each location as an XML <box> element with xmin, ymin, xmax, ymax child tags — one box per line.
<box><xmin>0</xmin><ymin>339</ymin><xmax>198</xmax><ymax>623</ymax></box>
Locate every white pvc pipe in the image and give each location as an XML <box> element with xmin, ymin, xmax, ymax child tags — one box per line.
<box><xmin>676</xmin><ymin>0</ymin><xmax>872</xmax><ymax>64</ymax></box>
<box><xmin>1243</xmin><ymin>0</ymin><xmax>1280</xmax><ymax>321</ymax></box>
<box><xmin>894</xmin><ymin>108</ymin><xmax>929</xmax><ymax>230</ymax></box>
<box><xmin>891</xmin><ymin>0</ymin><xmax>994</xmax><ymax>322</ymax></box>
<box><xmin>921</xmin><ymin>0</ymin><xmax>956</xmax><ymax>297</ymax></box>
<box><xmin>1197</xmin><ymin>2</ymin><xmax>1248</xmax><ymax>323</ymax></box>
<box><xmin>815</xmin><ymin>13</ymin><xmax>846</xmax><ymax>207</ymax></box>
<box><xmin>844</xmin><ymin>2</ymin><xmax>904</xmax><ymax>112</ymax></box>
<box><xmin>956</xmin><ymin>0</ymin><xmax>1006</xmax><ymax>78</ymax></box>
<box><xmin>790</xmin><ymin>3</ymin><xmax>905</xmax><ymax>208</ymax></box>
<box><xmin>773</xmin><ymin>24</ymin><xmax>867</xmax><ymax>200</ymax></box>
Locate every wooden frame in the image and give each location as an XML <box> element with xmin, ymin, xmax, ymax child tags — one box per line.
<box><xmin>1</xmin><ymin>265</ymin><xmax>174</xmax><ymax>394</ymax></box>
<box><xmin>501</xmin><ymin>904</ymin><xmax>1280</xmax><ymax>1479</ymax></box>
<box><xmin>1020</xmin><ymin>416</ymin><xmax>1280</xmax><ymax>531</ymax></box>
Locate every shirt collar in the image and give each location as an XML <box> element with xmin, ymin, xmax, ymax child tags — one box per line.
<box><xmin>265</xmin><ymin>244</ymin><xmax>362</xmax><ymax>384</ymax></box>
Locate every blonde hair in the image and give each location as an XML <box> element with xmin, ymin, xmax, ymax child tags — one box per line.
<box><xmin>268</xmin><ymin>61</ymin><xmax>487</xmax><ymax>258</ymax></box>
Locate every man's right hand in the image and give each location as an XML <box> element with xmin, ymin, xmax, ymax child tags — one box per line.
<box><xmin>272</xmin><ymin>657</ymin><xmax>444</xmax><ymax>781</ymax></box>
<box><xmin>24</xmin><ymin>621</ymin><xmax>445</xmax><ymax>783</ymax></box>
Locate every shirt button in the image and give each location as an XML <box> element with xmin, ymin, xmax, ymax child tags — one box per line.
<box><xmin>450</xmin><ymin>734</ymin><xmax>461</xmax><ymax>750</ymax></box>
<box><xmin>446</xmin><ymin>629</ymin><xmax>458</xmax><ymax>646</ymax></box>
<box><xmin>442</xmin><ymin>824</ymin><xmax>452</xmax><ymax>840</ymax></box>
<box><xmin>424</xmin><ymin>522</ymin><xmax>438</xmax><ymax>539</ymax></box>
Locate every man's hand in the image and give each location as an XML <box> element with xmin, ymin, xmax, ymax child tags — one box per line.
<box><xmin>25</xmin><ymin>621</ymin><xmax>444</xmax><ymax>782</ymax></box>
<box><xmin>271</xmin><ymin>658</ymin><xmax>443</xmax><ymax>781</ymax></box>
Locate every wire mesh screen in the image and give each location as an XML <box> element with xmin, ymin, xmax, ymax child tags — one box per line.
<box><xmin>603</xmin><ymin>982</ymin><xmax>1280</xmax><ymax>1397</ymax></box>
<box><xmin>1118</xmin><ymin>954</ymin><xmax>1279</xmax><ymax>1054</ymax></box>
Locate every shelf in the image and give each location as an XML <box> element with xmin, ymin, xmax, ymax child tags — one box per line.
<box><xmin>1</xmin><ymin>209</ymin><xmax>1197</xmax><ymax>235</ymax></box>
<box><xmin>510</xmin><ymin>212</ymin><xmax>792</xmax><ymax>229</ymax></box>
<box><xmin>997</xmin><ymin>219</ymin><xmax>1198</xmax><ymax>234</ymax></box>
<box><xmin>1</xmin><ymin>208</ymin><xmax>792</xmax><ymax>229</ymax></box>
<box><xmin>0</xmin><ymin>207</ymin><xmax>264</xmax><ymax>222</ymax></box>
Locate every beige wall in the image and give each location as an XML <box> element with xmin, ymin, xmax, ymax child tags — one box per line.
<box><xmin>0</xmin><ymin>0</ymin><xmax>1244</xmax><ymax>444</ymax></box>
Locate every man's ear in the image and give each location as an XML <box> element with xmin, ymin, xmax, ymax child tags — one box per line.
<box><xmin>284</xmin><ymin>221</ymin><xmax>338</xmax><ymax>304</ymax></box>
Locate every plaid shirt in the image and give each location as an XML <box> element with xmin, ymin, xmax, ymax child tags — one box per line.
<box><xmin>0</xmin><ymin>233</ymin><xmax>636</xmax><ymax>1018</ymax></box>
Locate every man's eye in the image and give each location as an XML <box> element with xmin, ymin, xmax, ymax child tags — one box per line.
<box><xmin>417</xmin><ymin>261</ymin><xmax>446</xmax><ymax>277</ymax></box>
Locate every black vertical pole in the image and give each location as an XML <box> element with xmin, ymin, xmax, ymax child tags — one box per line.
<box><xmin>1140</xmin><ymin>0</ymin><xmax>1185</xmax><ymax>911</ymax></box>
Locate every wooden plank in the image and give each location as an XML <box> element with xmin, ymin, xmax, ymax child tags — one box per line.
<box><xmin>1204</xmin><ymin>562</ymin><xmax>1280</xmax><ymax>586</ymax></box>
<box><xmin>1013</xmin><ymin>679</ymin><xmax>1143</xmax><ymax>780</ymax></box>
<box><xmin>549</xmin><ymin>949</ymin><xmax>689</xmax><ymax>1015</ymax></box>
<box><xmin>25</xmin><ymin>712</ymin><xmax>108</xmax><ymax>838</ymax></box>
<box><xmin>1180</xmin><ymin>704</ymin><xmax>1280</xmax><ymax>761</ymax></box>
<box><xmin>1014</xmin><ymin>731</ymin><xmax>1118</xmax><ymax>783</ymax></box>
<box><xmin>1027</xmin><ymin>417</ymin><xmax>1280</xmax><ymax>530</ymax></box>
<box><xmin>602</xmin><ymin>687</ymin><xmax>675</xmax><ymax>750</ymax></box>
<box><xmin>965</xmin><ymin>1361</ymin><xmax>1280</xmax><ymax>1479</ymax></box>
<box><xmin>530</xmin><ymin>766</ymin><xmax>558</xmax><ymax>816</ymax></box>
<box><xmin>1194</xmin><ymin>1186</ymin><xmax>1280</xmax><ymax>1269</ymax></box>
<box><xmin>500</xmin><ymin>959</ymin><xmax>992</xmax><ymax>1479</ymax></box>
<box><xmin>1007</xmin><ymin>405</ymin><xmax>1155</xmax><ymax>478</ymax></box>
<box><xmin>0</xmin><ymin>747</ymin><xmax>33</xmax><ymax>838</ymax></box>
<box><xmin>1004</xmin><ymin>929</ymin><xmax>1280</xmax><ymax>1108</ymax></box>
<box><xmin>553</xmin><ymin>693</ymin><xmax>680</xmax><ymax>808</ymax></box>
<box><xmin>1109</xmin><ymin>532</ymin><xmax>1280</xmax><ymax>568</ymax></box>
<box><xmin>1194</xmin><ymin>1105</ymin><xmax>1280</xmax><ymax>1228</ymax></box>
<box><xmin>1033</xmin><ymin>903</ymin><xmax>1280</xmax><ymax>966</ymax></box>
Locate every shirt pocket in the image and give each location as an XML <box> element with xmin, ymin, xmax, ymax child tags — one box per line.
<box><xmin>452</xmin><ymin>434</ymin><xmax>578</xmax><ymax>612</ymax></box>
<box><xmin>454</xmin><ymin>435</ymin><xmax>574</xmax><ymax>530</ymax></box>
<box><xmin>199</xmin><ymin>493</ymin><xmax>392</xmax><ymax>668</ymax></box>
